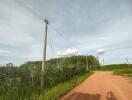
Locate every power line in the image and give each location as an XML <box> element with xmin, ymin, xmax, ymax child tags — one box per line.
<box><xmin>15</xmin><ymin>0</ymin><xmax>73</xmax><ymax>47</ymax></box>
<box><xmin>14</xmin><ymin>0</ymin><xmax>44</xmax><ymax>21</ymax></box>
<box><xmin>15</xmin><ymin>0</ymin><xmax>72</xmax><ymax>43</ymax></box>
<box><xmin>49</xmin><ymin>24</ymin><xmax>73</xmax><ymax>45</ymax></box>
<box><xmin>48</xmin><ymin>36</ymin><xmax>55</xmax><ymax>58</ymax></box>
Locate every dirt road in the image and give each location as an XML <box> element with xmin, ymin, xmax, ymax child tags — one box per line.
<box><xmin>61</xmin><ymin>71</ymin><xmax>132</xmax><ymax>100</ymax></box>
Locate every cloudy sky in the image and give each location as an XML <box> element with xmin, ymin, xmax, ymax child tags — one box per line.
<box><xmin>0</xmin><ymin>0</ymin><xmax>132</xmax><ymax>65</ymax></box>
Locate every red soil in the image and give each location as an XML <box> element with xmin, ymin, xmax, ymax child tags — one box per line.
<box><xmin>61</xmin><ymin>71</ymin><xmax>132</xmax><ymax>100</ymax></box>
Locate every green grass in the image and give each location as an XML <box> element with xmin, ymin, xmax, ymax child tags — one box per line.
<box><xmin>113</xmin><ymin>69</ymin><xmax>132</xmax><ymax>76</ymax></box>
<box><xmin>37</xmin><ymin>71</ymin><xmax>93</xmax><ymax>100</ymax></box>
<box><xmin>95</xmin><ymin>64</ymin><xmax>132</xmax><ymax>76</ymax></box>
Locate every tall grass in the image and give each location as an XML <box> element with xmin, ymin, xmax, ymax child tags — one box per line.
<box><xmin>0</xmin><ymin>55</ymin><xmax>98</xmax><ymax>100</ymax></box>
<box><xmin>96</xmin><ymin>64</ymin><xmax>132</xmax><ymax>76</ymax></box>
<box><xmin>38</xmin><ymin>71</ymin><xmax>93</xmax><ymax>100</ymax></box>
<box><xmin>113</xmin><ymin>69</ymin><xmax>132</xmax><ymax>76</ymax></box>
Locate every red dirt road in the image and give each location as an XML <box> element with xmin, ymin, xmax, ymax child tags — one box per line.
<box><xmin>61</xmin><ymin>71</ymin><xmax>132</xmax><ymax>100</ymax></box>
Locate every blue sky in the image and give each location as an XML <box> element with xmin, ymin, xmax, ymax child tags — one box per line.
<box><xmin>0</xmin><ymin>0</ymin><xmax>132</xmax><ymax>65</ymax></box>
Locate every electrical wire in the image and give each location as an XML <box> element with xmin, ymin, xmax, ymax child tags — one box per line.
<box><xmin>49</xmin><ymin>24</ymin><xmax>73</xmax><ymax>45</ymax></box>
<box><xmin>14</xmin><ymin>0</ymin><xmax>44</xmax><ymax>21</ymax></box>
<box><xmin>48</xmin><ymin>36</ymin><xmax>55</xmax><ymax>59</ymax></box>
<box><xmin>15</xmin><ymin>0</ymin><xmax>72</xmax><ymax>45</ymax></box>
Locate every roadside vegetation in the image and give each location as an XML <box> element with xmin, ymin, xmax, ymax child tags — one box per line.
<box><xmin>96</xmin><ymin>64</ymin><xmax>132</xmax><ymax>76</ymax></box>
<box><xmin>38</xmin><ymin>71</ymin><xmax>93</xmax><ymax>100</ymax></box>
<box><xmin>0</xmin><ymin>55</ymin><xmax>99</xmax><ymax>100</ymax></box>
<box><xmin>1</xmin><ymin>55</ymin><xmax>131</xmax><ymax>100</ymax></box>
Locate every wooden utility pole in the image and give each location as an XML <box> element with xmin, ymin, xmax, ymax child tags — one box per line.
<box><xmin>86</xmin><ymin>56</ymin><xmax>89</xmax><ymax>70</ymax></box>
<box><xmin>103</xmin><ymin>58</ymin><xmax>104</xmax><ymax>65</ymax></box>
<box><xmin>41</xmin><ymin>19</ymin><xmax>48</xmax><ymax>89</ymax></box>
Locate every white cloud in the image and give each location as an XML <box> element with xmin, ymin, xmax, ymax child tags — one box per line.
<box><xmin>0</xmin><ymin>49</ymin><xmax>12</xmax><ymax>56</ymax></box>
<box><xmin>57</xmin><ymin>48</ymin><xmax>78</xmax><ymax>57</ymax></box>
<box><xmin>97</xmin><ymin>48</ymin><xmax>104</xmax><ymax>55</ymax></box>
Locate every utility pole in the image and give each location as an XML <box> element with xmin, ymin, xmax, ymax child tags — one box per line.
<box><xmin>103</xmin><ymin>58</ymin><xmax>104</xmax><ymax>66</ymax></box>
<box><xmin>86</xmin><ymin>56</ymin><xmax>89</xmax><ymax>70</ymax></box>
<box><xmin>41</xmin><ymin>19</ymin><xmax>49</xmax><ymax>89</ymax></box>
<box><xmin>126</xmin><ymin>57</ymin><xmax>132</xmax><ymax>71</ymax></box>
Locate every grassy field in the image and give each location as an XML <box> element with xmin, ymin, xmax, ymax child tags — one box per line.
<box><xmin>113</xmin><ymin>69</ymin><xmax>132</xmax><ymax>76</ymax></box>
<box><xmin>97</xmin><ymin>64</ymin><xmax>132</xmax><ymax>76</ymax></box>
